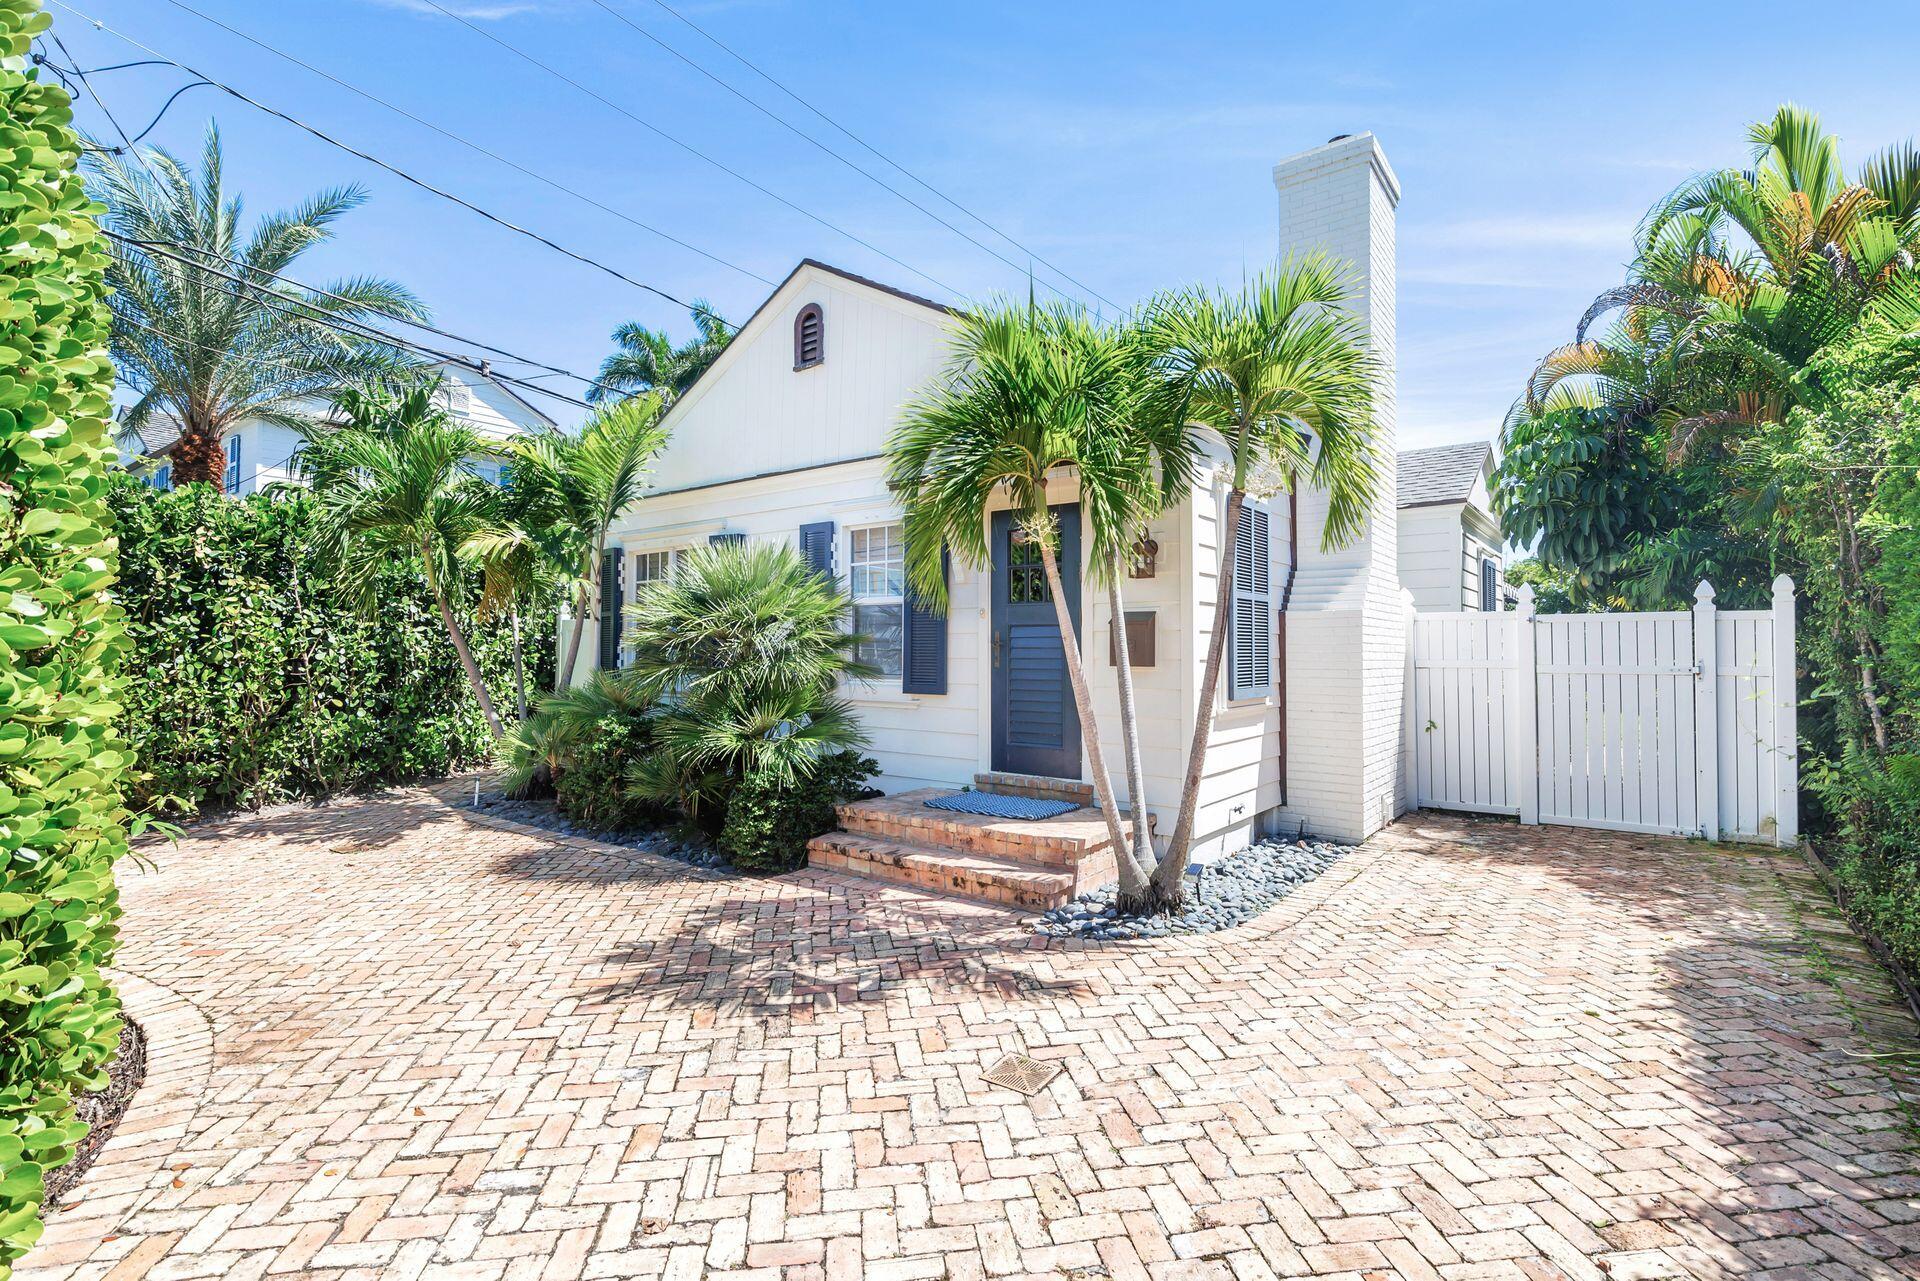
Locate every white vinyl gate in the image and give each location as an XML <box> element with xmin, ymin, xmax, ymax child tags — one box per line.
<box><xmin>1408</xmin><ymin>576</ymin><xmax>1798</xmax><ymax>845</ymax></box>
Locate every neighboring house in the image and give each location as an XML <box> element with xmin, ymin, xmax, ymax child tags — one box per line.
<box><xmin>118</xmin><ymin>360</ymin><xmax>555</xmax><ymax>494</ymax></box>
<box><xmin>571</xmin><ymin>133</ymin><xmax>1408</xmax><ymax>849</ymax></box>
<box><xmin>1395</xmin><ymin>441</ymin><xmax>1506</xmax><ymax>612</ymax></box>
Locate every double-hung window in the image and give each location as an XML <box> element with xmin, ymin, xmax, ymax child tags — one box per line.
<box><xmin>849</xmin><ymin>524</ymin><xmax>904</xmax><ymax>678</ymax></box>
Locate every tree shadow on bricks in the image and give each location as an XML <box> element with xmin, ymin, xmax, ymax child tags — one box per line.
<box><xmin>579</xmin><ymin>878</ymin><xmax>1090</xmax><ymax>1017</ymax></box>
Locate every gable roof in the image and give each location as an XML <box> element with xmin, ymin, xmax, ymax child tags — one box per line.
<box><xmin>653</xmin><ymin>259</ymin><xmax>956</xmax><ymax>436</ymax></box>
<box><xmin>1397</xmin><ymin>441</ymin><xmax>1493</xmax><ymax>508</ymax></box>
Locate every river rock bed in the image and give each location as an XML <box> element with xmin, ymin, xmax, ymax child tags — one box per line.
<box><xmin>1035</xmin><ymin>837</ymin><xmax>1349</xmax><ymax>939</ymax></box>
<box><xmin>466</xmin><ymin>791</ymin><xmax>731</xmax><ymax>872</ymax></box>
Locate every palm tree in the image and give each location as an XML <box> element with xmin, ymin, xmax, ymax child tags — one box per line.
<box><xmin>297</xmin><ymin>379</ymin><xmax>507</xmax><ymax>737</ymax></box>
<box><xmin>622</xmin><ymin>542</ymin><xmax>873</xmax><ymax>826</ymax></box>
<box><xmin>1529</xmin><ymin>106</ymin><xmax>1920</xmax><ymax>455</ymax></box>
<box><xmin>1143</xmin><ymin>257</ymin><xmax>1380</xmax><ymax>905</ymax></box>
<box><xmin>92</xmin><ymin>125</ymin><xmax>423</xmax><ymax>485</ymax></box>
<box><xmin>465</xmin><ymin>513</ymin><xmax>556</xmax><ymax>722</ymax></box>
<box><xmin>504</xmin><ymin>395</ymin><xmax>670</xmax><ymax>688</ymax></box>
<box><xmin>590</xmin><ymin>303</ymin><xmax>734</xmax><ymax>403</ymax></box>
<box><xmin>889</xmin><ymin>302</ymin><xmax>1174</xmax><ymax>908</ymax></box>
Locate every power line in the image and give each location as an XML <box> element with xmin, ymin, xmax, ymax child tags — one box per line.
<box><xmin>47</xmin><ymin>1</ymin><xmax>743</xmax><ymax>332</ymax></box>
<box><xmin>111</xmin><ymin>234</ymin><xmax>626</xmax><ymax>400</ymax></box>
<box><xmin>109</xmin><ymin>232</ymin><xmax>596</xmax><ymax>410</ymax></box>
<box><xmin>404</xmin><ymin>0</ymin><xmax>965</xmax><ymax>302</ymax></box>
<box><xmin>148</xmin><ymin>0</ymin><xmax>776</xmax><ymax>296</ymax></box>
<box><xmin>580</xmin><ymin>0</ymin><xmax>1112</xmax><ymax>312</ymax></box>
<box><xmin>607</xmin><ymin>0</ymin><xmax>1121</xmax><ymax>313</ymax></box>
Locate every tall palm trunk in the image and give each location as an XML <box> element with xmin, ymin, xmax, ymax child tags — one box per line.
<box><xmin>558</xmin><ymin>548</ymin><xmax>600</xmax><ymax>692</ymax></box>
<box><xmin>424</xmin><ymin>541</ymin><xmax>505</xmax><ymax>738</ymax></box>
<box><xmin>1033</xmin><ymin>529</ymin><xmax>1152</xmax><ymax>900</ymax></box>
<box><xmin>1107</xmin><ymin>556</ymin><xmax>1157</xmax><ymax>889</ymax></box>
<box><xmin>511</xmin><ymin>608</ymin><xmax>529</xmax><ymax>721</ymax></box>
<box><xmin>1153</xmin><ymin>485</ymin><xmax>1246</xmax><ymax>903</ymax></box>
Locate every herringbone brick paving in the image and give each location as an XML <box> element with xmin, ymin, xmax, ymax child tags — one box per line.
<box><xmin>22</xmin><ymin>786</ymin><xmax>1920</xmax><ymax>1280</ymax></box>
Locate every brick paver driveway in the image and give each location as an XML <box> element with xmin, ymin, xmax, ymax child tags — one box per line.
<box><xmin>24</xmin><ymin>789</ymin><xmax>1920</xmax><ymax>1281</ymax></box>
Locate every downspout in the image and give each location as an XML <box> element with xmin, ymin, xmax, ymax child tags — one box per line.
<box><xmin>1277</xmin><ymin>480</ymin><xmax>1299</xmax><ymax>808</ymax></box>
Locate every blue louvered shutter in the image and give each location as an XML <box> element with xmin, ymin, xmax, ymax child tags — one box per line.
<box><xmin>901</xmin><ymin>547</ymin><xmax>949</xmax><ymax>695</ymax></box>
<box><xmin>798</xmin><ymin>521</ymin><xmax>835</xmax><ymax>578</ymax></box>
<box><xmin>1228</xmin><ymin>502</ymin><xmax>1273</xmax><ymax>700</ymax></box>
<box><xmin>597</xmin><ymin>548</ymin><xmax>624</xmax><ymax>670</ymax></box>
<box><xmin>709</xmin><ymin>532</ymin><xmax>745</xmax><ymax>548</ymax></box>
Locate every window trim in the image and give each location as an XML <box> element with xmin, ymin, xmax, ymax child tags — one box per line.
<box><xmin>793</xmin><ymin>302</ymin><xmax>825</xmax><ymax>370</ymax></box>
<box><xmin>223</xmin><ymin>433</ymin><xmax>241</xmax><ymax>495</ymax></box>
<box><xmin>1479</xmin><ymin>555</ymin><xmax>1498</xmax><ymax>612</ymax></box>
<box><xmin>846</xmin><ymin>519</ymin><xmax>905</xmax><ymax>682</ymax></box>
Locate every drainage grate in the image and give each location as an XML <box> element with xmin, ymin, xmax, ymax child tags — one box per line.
<box><xmin>980</xmin><ymin>1052</ymin><xmax>1062</xmax><ymax>1097</ymax></box>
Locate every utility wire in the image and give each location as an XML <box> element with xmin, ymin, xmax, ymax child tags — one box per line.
<box><xmin>111</xmin><ymin>233</ymin><xmax>596</xmax><ymax>410</ymax></box>
<box><xmin>111</xmin><ymin>234</ymin><xmax>626</xmax><ymax>400</ymax></box>
<box><xmin>582</xmin><ymin>0</ymin><xmax>1113</xmax><ymax>311</ymax></box>
<box><xmin>148</xmin><ymin>0</ymin><xmax>775</xmax><ymax>295</ymax></box>
<box><xmin>47</xmin><ymin>1</ymin><xmax>744</xmax><ymax>331</ymax></box>
<box><xmin>404</xmin><ymin>0</ymin><xmax>965</xmax><ymax>302</ymax></box>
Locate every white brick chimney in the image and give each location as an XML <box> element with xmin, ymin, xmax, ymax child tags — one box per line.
<box><xmin>1270</xmin><ymin>133</ymin><xmax>1409</xmax><ymax>842</ymax></box>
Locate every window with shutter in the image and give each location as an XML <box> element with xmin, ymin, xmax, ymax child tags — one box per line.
<box><xmin>901</xmin><ymin>546</ymin><xmax>949</xmax><ymax>694</ymax></box>
<box><xmin>798</xmin><ymin>521</ymin><xmax>835</xmax><ymax>578</ymax></box>
<box><xmin>849</xmin><ymin>524</ymin><xmax>904</xmax><ymax>678</ymax></box>
<box><xmin>793</xmin><ymin>303</ymin><xmax>825</xmax><ymax>369</ymax></box>
<box><xmin>709</xmin><ymin>531</ymin><xmax>745</xmax><ymax>547</ymax></box>
<box><xmin>1228</xmin><ymin>501</ymin><xmax>1273</xmax><ymax>700</ymax></box>
<box><xmin>596</xmin><ymin>548</ymin><xmax>624</xmax><ymax>670</ymax></box>
<box><xmin>224</xmin><ymin>433</ymin><xmax>242</xmax><ymax>494</ymax></box>
<box><xmin>1480</xmin><ymin>556</ymin><xmax>1497</xmax><ymax>611</ymax></box>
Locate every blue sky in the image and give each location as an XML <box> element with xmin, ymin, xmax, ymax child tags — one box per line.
<box><xmin>46</xmin><ymin>0</ymin><xmax>1918</xmax><ymax>442</ymax></box>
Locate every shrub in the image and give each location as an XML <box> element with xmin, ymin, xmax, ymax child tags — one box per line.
<box><xmin>1</xmin><ymin>6</ymin><xmax>134</xmax><ymax>1270</ymax></box>
<box><xmin>508</xmin><ymin>673</ymin><xmax>666</xmax><ymax>832</ymax></box>
<box><xmin>622</xmin><ymin>542</ymin><xmax>872</xmax><ymax>829</ymax></box>
<box><xmin>721</xmin><ymin>751</ymin><xmax>879</xmax><ymax>873</ymax></box>
<box><xmin>109</xmin><ymin>479</ymin><xmax>546</xmax><ymax>815</ymax></box>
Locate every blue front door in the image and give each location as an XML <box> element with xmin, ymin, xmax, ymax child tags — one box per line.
<box><xmin>990</xmin><ymin>504</ymin><xmax>1081</xmax><ymax>779</ymax></box>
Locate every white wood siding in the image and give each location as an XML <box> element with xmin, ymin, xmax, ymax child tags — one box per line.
<box><xmin>647</xmin><ymin>268</ymin><xmax>953</xmax><ymax>494</ymax></box>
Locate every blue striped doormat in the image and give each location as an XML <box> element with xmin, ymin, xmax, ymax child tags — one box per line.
<box><xmin>923</xmin><ymin>791</ymin><xmax>1079</xmax><ymax>820</ymax></box>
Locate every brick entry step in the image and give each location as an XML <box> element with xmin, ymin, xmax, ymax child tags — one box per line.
<box><xmin>804</xmin><ymin>783</ymin><xmax>1134</xmax><ymax>912</ymax></box>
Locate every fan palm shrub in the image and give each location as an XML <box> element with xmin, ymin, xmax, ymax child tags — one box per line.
<box><xmin>296</xmin><ymin>378</ymin><xmax>508</xmax><ymax>736</ymax></box>
<box><xmin>501</xmin><ymin>395</ymin><xmax>669</xmax><ymax>689</ymax></box>
<box><xmin>889</xmin><ymin>302</ymin><xmax>1178</xmax><ymax>907</ymax></box>
<box><xmin>91</xmin><ymin>125</ymin><xmax>422</xmax><ymax>485</ymax></box>
<box><xmin>621</xmin><ymin>542</ymin><xmax>872</xmax><ymax>840</ymax></box>
<box><xmin>590</xmin><ymin>303</ymin><xmax>734</xmax><ymax>403</ymax></box>
<box><xmin>500</xmin><ymin>671</ymin><xmax>662</xmax><ymax>827</ymax></box>
<box><xmin>1142</xmin><ymin>258</ymin><xmax>1380</xmax><ymax>905</ymax></box>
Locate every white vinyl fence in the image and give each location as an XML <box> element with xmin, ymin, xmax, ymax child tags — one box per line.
<box><xmin>1407</xmin><ymin>576</ymin><xmax>1797</xmax><ymax>846</ymax></box>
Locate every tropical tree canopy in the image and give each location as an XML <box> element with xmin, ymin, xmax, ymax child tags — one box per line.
<box><xmin>497</xmin><ymin>393</ymin><xmax>670</xmax><ymax>687</ymax></box>
<box><xmin>1497</xmin><ymin>104</ymin><xmax>1920</xmax><ymax>607</ymax></box>
<box><xmin>92</xmin><ymin>124</ymin><xmax>424</xmax><ymax>485</ymax></box>
<box><xmin>590</xmin><ymin>302</ymin><xmax>734</xmax><ymax>403</ymax></box>
<box><xmin>295</xmin><ymin>378</ymin><xmax>507</xmax><ymax>734</ymax></box>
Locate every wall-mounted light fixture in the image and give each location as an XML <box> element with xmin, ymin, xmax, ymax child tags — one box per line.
<box><xmin>1129</xmin><ymin>531</ymin><xmax>1159</xmax><ymax>579</ymax></box>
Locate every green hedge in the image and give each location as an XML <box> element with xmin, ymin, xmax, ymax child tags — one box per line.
<box><xmin>110</xmin><ymin>479</ymin><xmax>550</xmax><ymax>815</ymax></box>
<box><xmin>1</xmin><ymin>4</ymin><xmax>134</xmax><ymax>1272</ymax></box>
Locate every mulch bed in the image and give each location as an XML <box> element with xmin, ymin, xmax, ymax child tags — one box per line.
<box><xmin>44</xmin><ymin>1019</ymin><xmax>147</xmax><ymax>1208</ymax></box>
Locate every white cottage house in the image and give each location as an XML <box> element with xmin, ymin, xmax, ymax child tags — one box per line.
<box><xmin>573</xmin><ymin>133</ymin><xmax>1409</xmax><ymax>859</ymax></box>
<box><xmin>121</xmin><ymin>359</ymin><xmax>555</xmax><ymax>494</ymax></box>
<box><xmin>1396</xmin><ymin>441</ymin><xmax>1507</xmax><ymax>612</ymax></box>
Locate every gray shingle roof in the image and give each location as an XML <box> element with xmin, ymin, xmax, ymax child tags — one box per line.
<box><xmin>1397</xmin><ymin>441</ymin><xmax>1491</xmax><ymax>508</ymax></box>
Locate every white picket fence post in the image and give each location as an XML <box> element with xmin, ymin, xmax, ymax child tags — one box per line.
<box><xmin>1771</xmin><ymin>574</ymin><xmax>1799</xmax><ymax>847</ymax></box>
<box><xmin>1511</xmin><ymin>585</ymin><xmax>1539</xmax><ymax>825</ymax></box>
<box><xmin>1692</xmin><ymin>580</ymin><xmax>1720</xmax><ymax>842</ymax></box>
